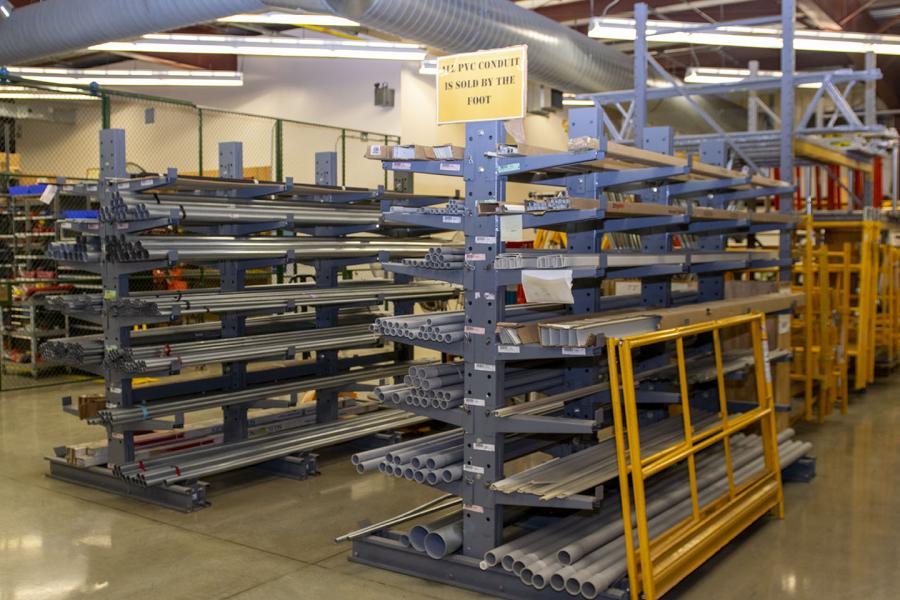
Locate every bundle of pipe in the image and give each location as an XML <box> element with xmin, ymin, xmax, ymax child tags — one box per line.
<box><xmin>401</xmin><ymin>247</ymin><xmax>465</xmax><ymax>271</ymax></box>
<box><xmin>353</xmin><ymin>428</ymin><xmax>542</xmax><ymax>489</ymax></box>
<box><xmin>95</xmin><ymin>361</ymin><xmax>416</xmax><ymax>426</ymax></box>
<box><xmin>40</xmin><ymin>309</ymin><xmax>374</xmax><ymax>366</ymax></box>
<box><xmin>102</xmin><ymin>322</ymin><xmax>379</xmax><ymax>374</ymax></box>
<box><xmin>47</xmin><ymin>236</ymin><xmax>101</xmax><ymax>262</ymax></box>
<box><xmin>102</xmin><ymin>194</ymin><xmax>381</xmax><ymax>226</ymax></box>
<box><xmin>491</xmin><ymin>414</ymin><xmax>721</xmax><ymax>500</ymax></box>
<box><xmin>336</xmin><ymin>494</ymin><xmax>461</xmax><ymax>543</ymax></box>
<box><xmin>374</xmin><ymin>363</ymin><xmax>565</xmax><ymax>410</ymax></box>
<box><xmin>481</xmin><ymin>430</ymin><xmax>812</xmax><ymax>599</ymax></box>
<box><xmin>48</xmin><ymin>281</ymin><xmax>456</xmax><ymax>319</ymax></box>
<box><xmin>103</xmin><ymin>235</ymin><xmax>449</xmax><ymax>263</ymax></box>
<box><xmin>372</xmin><ymin>303</ymin><xmax>563</xmax><ymax>344</ymax></box>
<box><xmin>114</xmin><ymin>408</ymin><xmax>428</xmax><ymax>488</ymax></box>
<box><xmin>405</xmin><ymin>509</ymin><xmax>464</xmax><ymax>559</ymax></box>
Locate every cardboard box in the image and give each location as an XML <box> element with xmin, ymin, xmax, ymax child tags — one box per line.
<box><xmin>390</xmin><ymin>144</ymin><xmax>430</xmax><ymax>161</ymax></box>
<box><xmin>425</xmin><ymin>144</ymin><xmax>465</xmax><ymax>161</ymax></box>
<box><xmin>365</xmin><ymin>143</ymin><xmax>394</xmax><ymax>160</ymax></box>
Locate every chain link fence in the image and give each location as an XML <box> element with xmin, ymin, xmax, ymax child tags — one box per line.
<box><xmin>0</xmin><ymin>80</ymin><xmax>400</xmax><ymax>390</ymax></box>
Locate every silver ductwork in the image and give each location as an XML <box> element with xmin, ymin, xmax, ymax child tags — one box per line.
<box><xmin>0</xmin><ymin>0</ymin><xmax>266</xmax><ymax>65</ymax></box>
<box><xmin>0</xmin><ymin>0</ymin><xmax>744</xmax><ymax>133</ymax></box>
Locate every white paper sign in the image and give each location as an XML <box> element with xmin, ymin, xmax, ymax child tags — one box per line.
<box><xmin>40</xmin><ymin>184</ymin><xmax>58</xmax><ymax>205</ymax></box>
<box><xmin>522</xmin><ymin>269</ymin><xmax>575</xmax><ymax>304</ymax></box>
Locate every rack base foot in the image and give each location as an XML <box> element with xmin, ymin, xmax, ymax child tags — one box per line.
<box><xmin>782</xmin><ymin>455</ymin><xmax>816</xmax><ymax>483</ymax></box>
<box><xmin>46</xmin><ymin>456</ymin><xmax>209</xmax><ymax>512</ymax></box>
<box><xmin>351</xmin><ymin>534</ymin><xmax>626</xmax><ymax>600</ymax></box>
<box><xmin>256</xmin><ymin>452</ymin><xmax>318</xmax><ymax>480</ymax></box>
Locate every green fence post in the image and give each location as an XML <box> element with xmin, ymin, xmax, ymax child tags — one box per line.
<box><xmin>197</xmin><ymin>108</ymin><xmax>204</xmax><ymax>175</ymax></box>
<box><xmin>384</xmin><ymin>134</ymin><xmax>389</xmax><ymax>187</ymax></box>
<box><xmin>275</xmin><ymin>119</ymin><xmax>284</xmax><ymax>182</ymax></box>
<box><xmin>101</xmin><ymin>93</ymin><xmax>111</xmax><ymax>129</ymax></box>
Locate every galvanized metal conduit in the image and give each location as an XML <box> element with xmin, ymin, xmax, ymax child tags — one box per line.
<box><xmin>97</xmin><ymin>362</ymin><xmax>416</xmax><ymax>425</ymax></box>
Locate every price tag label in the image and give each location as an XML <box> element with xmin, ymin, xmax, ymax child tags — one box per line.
<box><xmin>562</xmin><ymin>347</ymin><xmax>587</xmax><ymax>356</ymax></box>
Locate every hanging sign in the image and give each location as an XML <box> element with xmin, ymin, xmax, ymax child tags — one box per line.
<box><xmin>436</xmin><ymin>45</ymin><xmax>527</xmax><ymax>124</ymax></box>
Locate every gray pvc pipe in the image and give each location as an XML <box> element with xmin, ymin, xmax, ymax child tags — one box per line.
<box><xmin>424</xmin><ymin>521</ymin><xmax>464</xmax><ymax>559</ymax></box>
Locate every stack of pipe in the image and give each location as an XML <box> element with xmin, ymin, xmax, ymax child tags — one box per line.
<box><xmin>491</xmin><ymin>414</ymin><xmax>720</xmax><ymax>500</ymax></box>
<box><xmin>48</xmin><ymin>236</ymin><xmax>101</xmax><ymax>262</ymax></box>
<box><xmin>372</xmin><ymin>303</ymin><xmax>563</xmax><ymax>345</ymax></box>
<box><xmin>524</xmin><ymin>195</ymin><xmax>574</xmax><ymax>212</ymax></box>
<box><xmin>41</xmin><ymin>309</ymin><xmax>377</xmax><ymax>367</ymax></box>
<box><xmin>94</xmin><ymin>362</ymin><xmax>416</xmax><ymax>426</ymax></box>
<box><xmin>352</xmin><ymin>429</ymin><xmax>542</xmax><ymax>490</ymax></box>
<box><xmin>374</xmin><ymin>363</ymin><xmax>565</xmax><ymax>410</ymax></box>
<box><xmin>47</xmin><ymin>281</ymin><xmax>457</xmax><ymax>319</ymax></box>
<box><xmin>102</xmin><ymin>194</ymin><xmax>381</xmax><ymax>226</ymax></box>
<box><xmin>114</xmin><ymin>409</ymin><xmax>427</xmax><ymax>488</ymax></box>
<box><xmin>481</xmin><ymin>429</ymin><xmax>812</xmax><ymax>599</ymax></box>
<box><xmin>102</xmin><ymin>235</ymin><xmax>449</xmax><ymax>263</ymax></box>
<box><xmin>401</xmin><ymin>247</ymin><xmax>465</xmax><ymax>270</ymax></box>
<box><xmin>102</xmin><ymin>323</ymin><xmax>378</xmax><ymax>374</ymax></box>
<box><xmin>388</xmin><ymin>199</ymin><xmax>464</xmax><ymax>217</ymax></box>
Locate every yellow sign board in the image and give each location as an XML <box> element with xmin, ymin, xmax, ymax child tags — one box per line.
<box><xmin>436</xmin><ymin>45</ymin><xmax>527</xmax><ymax>125</ymax></box>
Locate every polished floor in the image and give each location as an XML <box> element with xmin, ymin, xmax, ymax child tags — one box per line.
<box><xmin>0</xmin><ymin>374</ymin><xmax>897</xmax><ymax>600</ymax></box>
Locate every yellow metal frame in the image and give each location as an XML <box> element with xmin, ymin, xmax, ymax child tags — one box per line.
<box><xmin>607</xmin><ymin>313</ymin><xmax>784</xmax><ymax>600</ymax></box>
<box><xmin>790</xmin><ymin>219</ymin><xmax>850</xmax><ymax>421</ymax></box>
<box><xmin>875</xmin><ymin>243</ymin><xmax>900</xmax><ymax>368</ymax></box>
<box><xmin>811</xmin><ymin>219</ymin><xmax>880</xmax><ymax>390</ymax></box>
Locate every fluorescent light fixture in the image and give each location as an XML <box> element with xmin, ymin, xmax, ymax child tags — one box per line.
<box><xmin>0</xmin><ymin>85</ymin><xmax>98</xmax><ymax>100</ymax></box>
<box><xmin>6</xmin><ymin>67</ymin><xmax>243</xmax><ymax>87</ymax></box>
<box><xmin>589</xmin><ymin>16</ymin><xmax>900</xmax><ymax>55</ymax></box>
<box><xmin>218</xmin><ymin>11</ymin><xmax>360</xmax><ymax>27</ymax></box>
<box><xmin>419</xmin><ymin>59</ymin><xmax>437</xmax><ymax>75</ymax></box>
<box><xmin>684</xmin><ymin>66</ymin><xmax>822</xmax><ymax>88</ymax></box>
<box><xmin>0</xmin><ymin>0</ymin><xmax>13</xmax><ymax>20</ymax></box>
<box><xmin>90</xmin><ymin>34</ymin><xmax>427</xmax><ymax>61</ymax></box>
<box><xmin>562</xmin><ymin>94</ymin><xmax>595</xmax><ymax>106</ymax></box>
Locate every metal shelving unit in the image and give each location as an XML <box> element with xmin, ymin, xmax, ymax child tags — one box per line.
<box><xmin>346</xmin><ymin>105</ymin><xmax>808</xmax><ymax>599</ymax></box>
<box><xmin>45</xmin><ymin>129</ymin><xmax>461</xmax><ymax>511</ymax></box>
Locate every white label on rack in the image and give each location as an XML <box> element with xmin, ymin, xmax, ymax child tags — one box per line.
<box><xmin>117</xmin><ymin>223</ymin><xmax>130</xmax><ymax>230</ymax></box>
<box><xmin>497</xmin><ymin>345</ymin><xmax>520</xmax><ymax>354</ymax></box>
<box><xmin>497</xmin><ymin>162</ymin><xmax>520</xmax><ymax>174</ymax></box>
<box><xmin>475</xmin><ymin>236</ymin><xmax>496</xmax><ymax>245</ymax></box>
<box><xmin>484</xmin><ymin>292</ymin><xmax>496</xmax><ymax>301</ymax></box>
<box><xmin>562</xmin><ymin>346</ymin><xmax>587</xmax><ymax>356</ymax></box>
<box><xmin>473</xmin><ymin>443</ymin><xmax>495</xmax><ymax>452</ymax></box>
<box><xmin>465</xmin><ymin>253</ymin><xmax>486</xmax><ymax>262</ymax></box>
<box><xmin>442</xmin><ymin>215</ymin><xmax>462</xmax><ymax>224</ymax></box>
<box><xmin>61</xmin><ymin>222</ymin><xmax>73</xmax><ymax>229</ymax></box>
<box><xmin>464</xmin><ymin>325</ymin><xmax>485</xmax><ymax>335</ymax></box>
<box><xmin>439</xmin><ymin>162</ymin><xmax>461</xmax><ymax>172</ymax></box>
<box><xmin>464</xmin><ymin>397</ymin><xmax>486</xmax><ymax>407</ymax></box>
<box><xmin>464</xmin><ymin>503</ymin><xmax>485</xmax><ymax>514</ymax></box>
<box><xmin>392</xmin><ymin>162</ymin><xmax>412</xmax><ymax>170</ymax></box>
<box><xmin>463</xmin><ymin>464</ymin><xmax>485</xmax><ymax>475</ymax></box>
<box><xmin>39</xmin><ymin>184</ymin><xmax>58</xmax><ymax>205</ymax></box>
<box><xmin>108</xmin><ymin>385</ymin><xmax>122</xmax><ymax>395</ymax></box>
<box><xmin>474</xmin><ymin>363</ymin><xmax>496</xmax><ymax>372</ymax></box>
<box><xmin>778</xmin><ymin>313</ymin><xmax>791</xmax><ymax>335</ymax></box>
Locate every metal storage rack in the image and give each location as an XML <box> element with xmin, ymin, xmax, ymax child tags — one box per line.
<box><xmin>44</xmin><ymin>129</ymin><xmax>460</xmax><ymax>511</ymax></box>
<box><xmin>0</xmin><ymin>186</ymin><xmax>98</xmax><ymax>379</ymax></box>
<box><xmin>347</xmin><ymin>108</ymin><xmax>807</xmax><ymax>600</ymax></box>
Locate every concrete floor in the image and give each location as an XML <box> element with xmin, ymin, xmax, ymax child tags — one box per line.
<box><xmin>0</xmin><ymin>374</ymin><xmax>897</xmax><ymax>600</ymax></box>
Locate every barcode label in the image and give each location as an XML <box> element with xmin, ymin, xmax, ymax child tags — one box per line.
<box><xmin>392</xmin><ymin>162</ymin><xmax>412</xmax><ymax>170</ymax></box>
<box><xmin>442</xmin><ymin>215</ymin><xmax>462</xmax><ymax>224</ymax></box>
<box><xmin>464</xmin><ymin>397</ymin><xmax>485</xmax><ymax>407</ymax></box>
<box><xmin>473</xmin><ymin>443</ymin><xmax>495</xmax><ymax>452</ymax></box>
<box><xmin>439</xmin><ymin>162</ymin><xmax>461</xmax><ymax>172</ymax></box>
<box><xmin>464</xmin><ymin>325</ymin><xmax>485</xmax><ymax>335</ymax></box>
<box><xmin>475</xmin><ymin>236</ymin><xmax>495</xmax><ymax>245</ymax></box>
<box><xmin>464</xmin><ymin>503</ymin><xmax>485</xmax><ymax>514</ymax></box>
<box><xmin>463</xmin><ymin>464</ymin><xmax>485</xmax><ymax>475</ymax></box>
<box><xmin>465</xmin><ymin>253</ymin><xmax>486</xmax><ymax>262</ymax></box>
<box><xmin>497</xmin><ymin>345</ymin><xmax>520</xmax><ymax>354</ymax></box>
<box><xmin>474</xmin><ymin>363</ymin><xmax>496</xmax><ymax>372</ymax></box>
